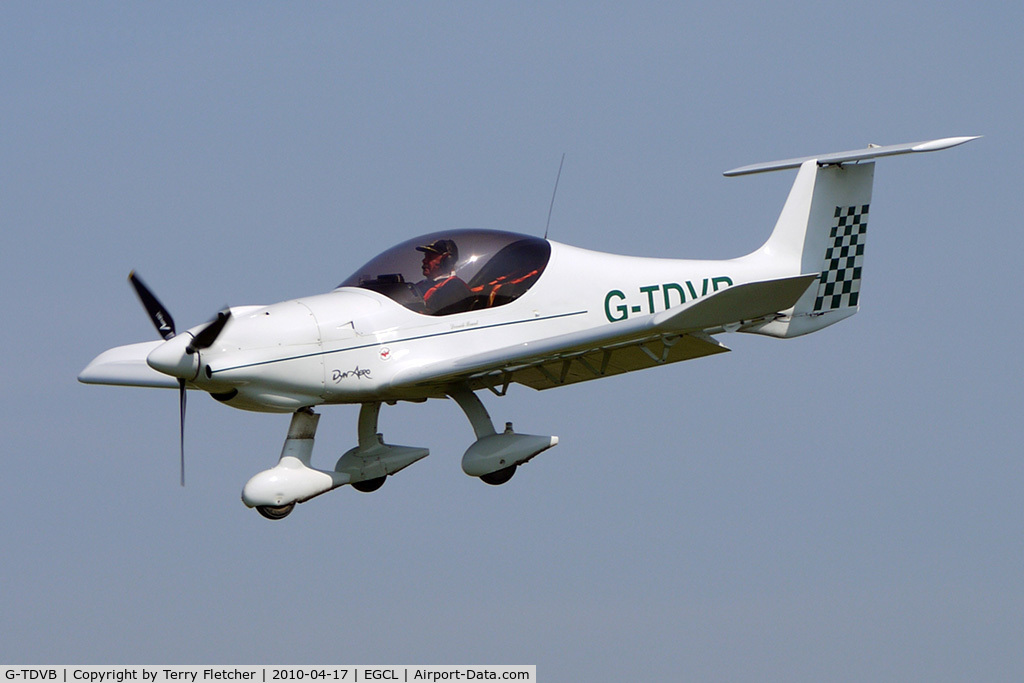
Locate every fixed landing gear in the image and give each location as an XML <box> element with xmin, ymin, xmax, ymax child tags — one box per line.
<box><xmin>241</xmin><ymin>390</ymin><xmax>556</xmax><ymax>517</ymax></box>
<box><xmin>242</xmin><ymin>409</ymin><xmax>347</xmax><ymax>519</ymax></box>
<box><xmin>448</xmin><ymin>386</ymin><xmax>557</xmax><ymax>485</ymax></box>
<box><xmin>242</xmin><ymin>403</ymin><xmax>431</xmax><ymax>519</ymax></box>
<box><xmin>334</xmin><ymin>401</ymin><xmax>429</xmax><ymax>493</ymax></box>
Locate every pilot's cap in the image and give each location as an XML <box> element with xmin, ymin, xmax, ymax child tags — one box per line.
<box><xmin>416</xmin><ymin>238</ymin><xmax>458</xmax><ymax>261</ymax></box>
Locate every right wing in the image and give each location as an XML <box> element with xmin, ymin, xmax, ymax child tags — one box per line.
<box><xmin>389</xmin><ymin>273</ymin><xmax>818</xmax><ymax>393</ymax></box>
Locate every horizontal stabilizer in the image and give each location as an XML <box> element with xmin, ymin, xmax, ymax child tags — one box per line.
<box><xmin>79</xmin><ymin>341</ymin><xmax>180</xmax><ymax>388</ymax></box>
<box><xmin>652</xmin><ymin>273</ymin><xmax>819</xmax><ymax>331</ymax></box>
<box><xmin>723</xmin><ymin>136</ymin><xmax>980</xmax><ymax>177</ymax></box>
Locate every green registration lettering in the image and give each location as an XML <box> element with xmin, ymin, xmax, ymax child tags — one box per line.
<box><xmin>605</xmin><ymin>276</ymin><xmax>733</xmax><ymax>322</ymax></box>
<box><xmin>639</xmin><ymin>285</ymin><xmax>660</xmax><ymax>313</ymax></box>
<box><xmin>604</xmin><ymin>289</ymin><xmax>628</xmax><ymax>322</ymax></box>
<box><xmin>662</xmin><ymin>282</ymin><xmax>686</xmax><ymax>309</ymax></box>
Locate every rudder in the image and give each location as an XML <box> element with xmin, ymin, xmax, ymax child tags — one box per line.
<box><xmin>814</xmin><ymin>203</ymin><xmax>869</xmax><ymax>314</ymax></box>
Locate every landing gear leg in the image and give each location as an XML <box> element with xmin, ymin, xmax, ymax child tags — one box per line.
<box><xmin>448</xmin><ymin>386</ymin><xmax>498</xmax><ymax>440</ymax></box>
<box><xmin>349</xmin><ymin>402</ymin><xmax>388</xmax><ymax>493</ymax></box>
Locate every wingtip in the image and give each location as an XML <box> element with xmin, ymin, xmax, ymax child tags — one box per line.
<box><xmin>911</xmin><ymin>135</ymin><xmax>982</xmax><ymax>152</ymax></box>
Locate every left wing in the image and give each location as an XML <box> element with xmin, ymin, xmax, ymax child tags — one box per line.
<box><xmin>389</xmin><ymin>273</ymin><xmax>818</xmax><ymax>393</ymax></box>
<box><xmin>79</xmin><ymin>340</ymin><xmax>181</xmax><ymax>389</ymax></box>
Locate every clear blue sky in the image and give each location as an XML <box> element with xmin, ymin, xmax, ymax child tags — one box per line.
<box><xmin>3</xmin><ymin>3</ymin><xmax>1021</xmax><ymax>679</ymax></box>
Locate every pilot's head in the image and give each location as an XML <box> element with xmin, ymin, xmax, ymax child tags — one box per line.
<box><xmin>416</xmin><ymin>238</ymin><xmax>459</xmax><ymax>278</ymax></box>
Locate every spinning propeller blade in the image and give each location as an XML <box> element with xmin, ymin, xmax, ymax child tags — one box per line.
<box><xmin>127</xmin><ymin>272</ymin><xmax>230</xmax><ymax>487</ymax></box>
<box><xmin>187</xmin><ymin>309</ymin><xmax>232</xmax><ymax>353</ymax></box>
<box><xmin>178</xmin><ymin>378</ymin><xmax>186</xmax><ymax>486</ymax></box>
<box><xmin>128</xmin><ymin>271</ymin><xmax>176</xmax><ymax>340</ymax></box>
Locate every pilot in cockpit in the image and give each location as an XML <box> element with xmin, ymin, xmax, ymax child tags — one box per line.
<box><xmin>415</xmin><ymin>238</ymin><xmax>472</xmax><ymax>315</ymax></box>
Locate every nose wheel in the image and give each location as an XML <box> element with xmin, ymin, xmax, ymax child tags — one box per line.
<box><xmin>256</xmin><ymin>503</ymin><xmax>295</xmax><ymax>520</ymax></box>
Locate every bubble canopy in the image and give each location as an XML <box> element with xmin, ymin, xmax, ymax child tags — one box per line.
<box><xmin>338</xmin><ymin>229</ymin><xmax>551</xmax><ymax>316</ymax></box>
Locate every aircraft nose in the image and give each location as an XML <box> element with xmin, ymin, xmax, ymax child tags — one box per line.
<box><xmin>146</xmin><ymin>333</ymin><xmax>200</xmax><ymax>380</ymax></box>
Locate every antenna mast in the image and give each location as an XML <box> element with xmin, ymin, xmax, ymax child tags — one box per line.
<box><xmin>544</xmin><ymin>153</ymin><xmax>565</xmax><ymax>240</ymax></box>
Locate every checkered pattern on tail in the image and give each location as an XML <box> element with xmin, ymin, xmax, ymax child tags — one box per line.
<box><xmin>813</xmin><ymin>205</ymin><xmax>869</xmax><ymax>312</ymax></box>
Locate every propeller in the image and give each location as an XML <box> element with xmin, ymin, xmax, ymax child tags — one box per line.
<box><xmin>128</xmin><ymin>272</ymin><xmax>231</xmax><ymax>486</ymax></box>
<box><xmin>188</xmin><ymin>309</ymin><xmax>231</xmax><ymax>353</ymax></box>
<box><xmin>129</xmin><ymin>270</ymin><xmax>176</xmax><ymax>341</ymax></box>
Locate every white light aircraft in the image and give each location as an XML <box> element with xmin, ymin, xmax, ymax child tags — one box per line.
<box><xmin>80</xmin><ymin>136</ymin><xmax>978</xmax><ymax>519</ymax></box>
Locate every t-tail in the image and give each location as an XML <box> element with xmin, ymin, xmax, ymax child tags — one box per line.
<box><xmin>727</xmin><ymin>136</ymin><xmax>979</xmax><ymax>338</ymax></box>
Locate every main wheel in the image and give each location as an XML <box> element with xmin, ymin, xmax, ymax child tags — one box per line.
<box><xmin>352</xmin><ymin>475</ymin><xmax>387</xmax><ymax>493</ymax></box>
<box><xmin>256</xmin><ymin>503</ymin><xmax>295</xmax><ymax>520</ymax></box>
<box><xmin>480</xmin><ymin>464</ymin><xmax>516</xmax><ymax>486</ymax></box>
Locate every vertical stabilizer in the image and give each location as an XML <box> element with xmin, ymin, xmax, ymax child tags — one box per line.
<box><xmin>725</xmin><ymin>136</ymin><xmax>978</xmax><ymax>338</ymax></box>
<box><xmin>743</xmin><ymin>160</ymin><xmax>874</xmax><ymax>337</ymax></box>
